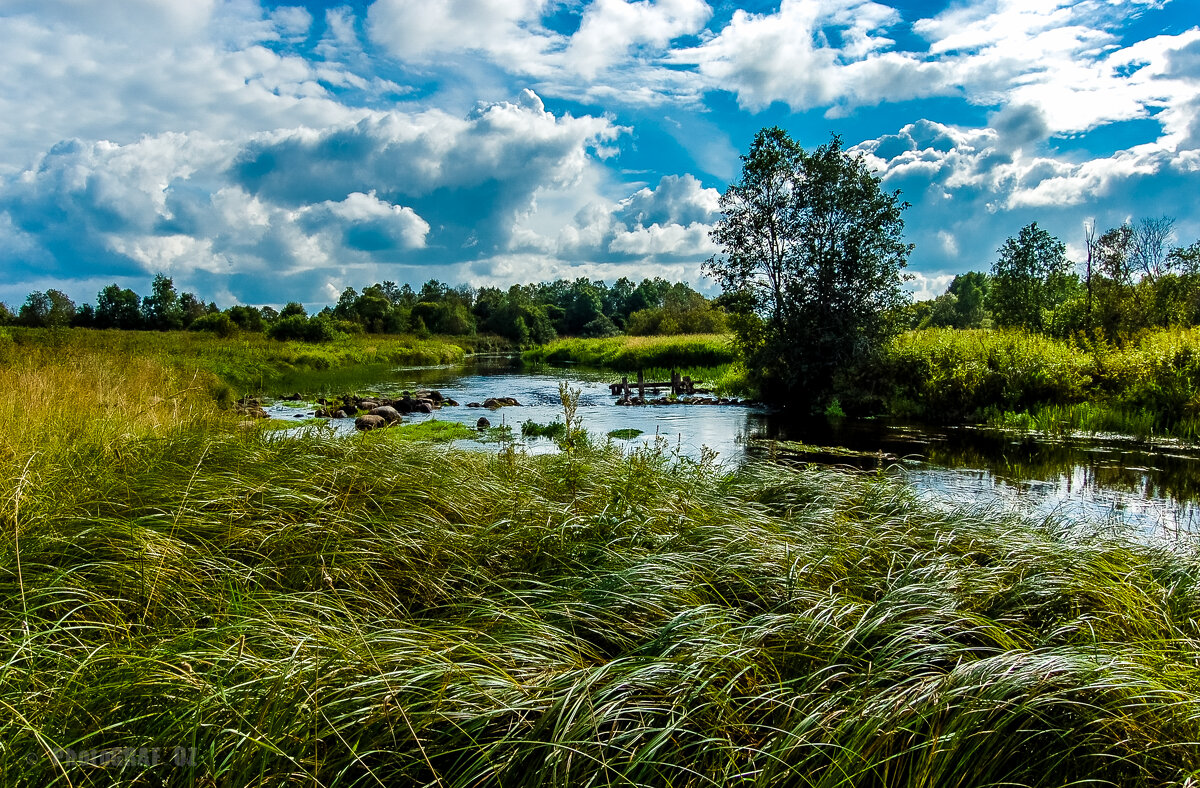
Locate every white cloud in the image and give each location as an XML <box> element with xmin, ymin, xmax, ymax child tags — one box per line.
<box><xmin>0</xmin><ymin>92</ymin><xmax>630</xmax><ymax>302</ymax></box>
<box><xmin>367</xmin><ymin>0</ymin><xmax>555</xmax><ymax>68</ymax></box>
<box><xmin>672</xmin><ymin>0</ymin><xmax>948</xmax><ymax>111</ymax></box>
<box><xmin>563</xmin><ymin>0</ymin><xmax>712</xmax><ymax>78</ymax></box>
<box><xmin>0</xmin><ymin>4</ymin><xmax>373</xmax><ymax>173</ymax></box>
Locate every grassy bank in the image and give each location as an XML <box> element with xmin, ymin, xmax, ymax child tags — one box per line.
<box><xmin>524</xmin><ymin>333</ymin><xmax>737</xmax><ymax>371</ymax></box>
<box><xmin>2</xmin><ymin>339</ymin><xmax>1200</xmax><ymax>786</ymax></box>
<box><xmin>852</xmin><ymin>327</ymin><xmax>1200</xmax><ymax>440</ymax></box>
<box><xmin>4</xmin><ymin>428</ymin><xmax>1200</xmax><ymax>786</ymax></box>
<box><xmin>0</xmin><ymin>327</ymin><xmax>474</xmax><ymax>396</ymax></box>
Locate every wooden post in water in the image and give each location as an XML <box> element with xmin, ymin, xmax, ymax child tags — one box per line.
<box><xmin>683</xmin><ymin>375</ymin><xmax>693</xmax><ymax>394</ymax></box>
<box><xmin>670</xmin><ymin>371</ymin><xmax>681</xmax><ymax>395</ymax></box>
<box><xmin>637</xmin><ymin>369</ymin><xmax>645</xmax><ymax>401</ymax></box>
<box><xmin>621</xmin><ymin>376</ymin><xmax>631</xmax><ymax>400</ymax></box>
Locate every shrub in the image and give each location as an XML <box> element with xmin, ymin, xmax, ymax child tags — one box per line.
<box><xmin>266</xmin><ymin>315</ymin><xmax>338</xmax><ymax>342</ymax></box>
<box><xmin>188</xmin><ymin>312</ymin><xmax>237</xmax><ymax>338</ymax></box>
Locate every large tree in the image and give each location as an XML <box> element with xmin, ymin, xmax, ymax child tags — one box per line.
<box><xmin>706</xmin><ymin>129</ymin><xmax>911</xmax><ymax>405</ymax></box>
<box><xmin>988</xmin><ymin>223</ymin><xmax>1072</xmax><ymax>331</ymax></box>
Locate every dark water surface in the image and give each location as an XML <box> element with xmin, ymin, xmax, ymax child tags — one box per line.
<box><xmin>266</xmin><ymin>356</ymin><xmax>1200</xmax><ymax>541</ymax></box>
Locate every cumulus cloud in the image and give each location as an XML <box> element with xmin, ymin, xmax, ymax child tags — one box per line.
<box><xmin>671</xmin><ymin>0</ymin><xmax>949</xmax><ymax>111</ymax></box>
<box><xmin>367</xmin><ymin>0</ymin><xmax>555</xmax><ymax>69</ymax></box>
<box><xmin>537</xmin><ymin>173</ymin><xmax>721</xmax><ymax>262</ymax></box>
<box><xmin>0</xmin><ymin>92</ymin><xmax>630</xmax><ymax>304</ymax></box>
<box><xmin>563</xmin><ymin>0</ymin><xmax>712</xmax><ymax>78</ymax></box>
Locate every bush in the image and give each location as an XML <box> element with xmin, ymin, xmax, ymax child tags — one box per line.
<box><xmin>188</xmin><ymin>312</ymin><xmax>237</xmax><ymax>338</ymax></box>
<box><xmin>266</xmin><ymin>315</ymin><xmax>339</xmax><ymax>343</ymax></box>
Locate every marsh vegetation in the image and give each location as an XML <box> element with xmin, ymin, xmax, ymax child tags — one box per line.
<box><xmin>2</xmin><ymin>328</ymin><xmax>1199</xmax><ymax>787</ymax></box>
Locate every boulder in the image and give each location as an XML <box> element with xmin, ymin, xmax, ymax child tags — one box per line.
<box><xmin>499</xmin><ymin>397</ymin><xmax>520</xmax><ymax>406</ymax></box>
<box><xmin>476</xmin><ymin>417</ymin><xmax>491</xmax><ymax>430</ymax></box>
<box><xmin>466</xmin><ymin>402</ymin><xmax>482</xmax><ymax>408</ymax></box>
<box><xmin>333</xmin><ymin>410</ymin><xmax>348</xmax><ymax>419</ymax></box>
<box><xmin>416</xmin><ymin>401</ymin><xmax>434</xmax><ymax>414</ymax></box>
<box><xmin>369</xmin><ymin>406</ymin><xmax>402</xmax><ymax>424</ymax></box>
<box><xmin>417</xmin><ymin>389</ymin><xmax>443</xmax><ymax>403</ymax></box>
<box><xmin>360</xmin><ymin>401</ymin><xmax>380</xmax><ymax>411</ymax></box>
<box><xmin>355</xmin><ymin>415</ymin><xmax>387</xmax><ymax>431</ymax></box>
<box><xmin>483</xmin><ymin>398</ymin><xmax>502</xmax><ymax>409</ymax></box>
<box><xmin>443</xmin><ymin>398</ymin><xmax>459</xmax><ymax>407</ymax></box>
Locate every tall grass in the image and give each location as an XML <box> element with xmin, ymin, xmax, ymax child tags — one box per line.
<box><xmin>1</xmin><ymin>327</ymin><xmax>469</xmax><ymax>395</ymax></box>
<box><xmin>3</xmin><ymin>436</ymin><xmax>1200</xmax><ymax>784</ymax></box>
<box><xmin>3</xmin><ymin>329</ymin><xmax>1200</xmax><ymax>786</ymax></box>
<box><xmin>859</xmin><ymin>327</ymin><xmax>1200</xmax><ymax>439</ymax></box>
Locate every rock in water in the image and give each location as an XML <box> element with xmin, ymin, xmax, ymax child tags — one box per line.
<box><xmin>355</xmin><ymin>415</ymin><xmax>387</xmax><ymax>431</ymax></box>
<box><xmin>476</xmin><ymin>417</ymin><xmax>491</xmax><ymax>430</ymax></box>
<box><xmin>369</xmin><ymin>406</ymin><xmax>402</xmax><ymax>424</ymax></box>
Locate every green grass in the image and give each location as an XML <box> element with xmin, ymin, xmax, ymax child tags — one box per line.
<box><xmin>607</xmin><ymin>428</ymin><xmax>644</xmax><ymax>440</ymax></box>
<box><xmin>522</xmin><ymin>419</ymin><xmax>567</xmax><ymax>440</ymax></box>
<box><xmin>3</xmin><ymin>326</ymin><xmax>1200</xmax><ymax>786</ymax></box>
<box><xmin>2</xmin><ymin>427</ymin><xmax>1198</xmax><ymax>786</ymax></box>
<box><xmin>384</xmin><ymin>419</ymin><xmax>476</xmax><ymax>443</ymax></box>
<box><xmin>525</xmin><ymin>333</ymin><xmax>736</xmax><ymax>371</ymax></box>
<box><xmin>852</xmin><ymin>327</ymin><xmax>1200</xmax><ymax>440</ymax></box>
<box><xmin>0</xmin><ymin>326</ymin><xmax>470</xmax><ymax>395</ymax></box>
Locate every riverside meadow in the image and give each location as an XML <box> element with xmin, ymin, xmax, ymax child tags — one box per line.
<box><xmin>1</xmin><ymin>327</ymin><xmax>1199</xmax><ymax>786</ymax></box>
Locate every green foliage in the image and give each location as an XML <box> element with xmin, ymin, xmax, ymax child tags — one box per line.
<box><xmin>521</xmin><ymin>419</ymin><xmax>567</xmax><ymax>439</ymax></box>
<box><xmin>3</xmin><ymin>330</ymin><xmax>1200</xmax><ymax>786</ymax></box>
<box><xmin>852</xmin><ymin>326</ymin><xmax>1200</xmax><ymax>438</ymax></box>
<box><xmin>707</xmin><ymin>128</ymin><xmax>911</xmax><ymax>407</ymax></box>
<box><xmin>989</xmin><ymin>223</ymin><xmax>1075</xmax><ymax>331</ymax></box>
<box><xmin>19</xmin><ymin>288</ymin><xmax>76</xmax><ymax>328</ymax></box>
<box><xmin>578</xmin><ymin>313</ymin><xmax>622</xmax><ymax>338</ymax></box>
<box><xmin>266</xmin><ymin>314</ymin><xmax>339</xmax><ymax>342</ymax></box>
<box><xmin>384</xmin><ymin>419</ymin><xmax>476</xmax><ymax>443</ymax></box>
<box><xmin>141</xmin><ymin>273</ymin><xmax>186</xmax><ymax>330</ymax></box>
<box><xmin>0</xmin><ymin>326</ymin><xmax>466</xmax><ymax>396</ymax></box>
<box><xmin>188</xmin><ymin>311</ymin><xmax>237</xmax><ymax>338</ymax></box>
<box><xmin>871</xmin><ymin>329</ymin><xmax>1090</xmax><ymax>419</ymax></box>
<box><xmin>96</xmin><ymin>283</ymin><xmax>143</xmax><ymax>329</ymax></box>
<box><xmin>607</xmin><ymin>428</ymin><xmax>643</xmax><ymax>439</ymax></box>
<box><xmin>624</xmin><ymin>282</ymin><xmax>728</xmax><ymax>335</ymax></box>
<box><xmin>2</xmin><ymin>425</ymin><xmax>1199</xmax><ymax>786</ymax></box>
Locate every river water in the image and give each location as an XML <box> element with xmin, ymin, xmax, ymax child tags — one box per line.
<box><xmin>265</xmin><ymin>356</ymin><xmax>1200</xmax><ymax>542</ymax></box>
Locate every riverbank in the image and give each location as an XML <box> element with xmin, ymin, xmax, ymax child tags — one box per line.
<box><xmin>0</xmin><ymin>326</ymin><xmax>492</xmax><ymax>396</ymax></box>
<box><xmin>2</xmin><ymin>331</ymin><xmax>1199</xmax><ymax>786</ymax></box>
<box><xmin>845</xmin><ymin>327</ymin><xmax>1200</xmax><ymax>441</ymax></box>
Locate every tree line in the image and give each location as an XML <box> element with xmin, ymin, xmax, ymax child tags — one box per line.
<box><xmin>0</xmin><ymin>274</ymin><xmax>727</xmax><ymax>343</ymax></box>
<box><xmin>907</xmin><ymin>217</ymin><xmax>1200</xmax><ymax>338</ymax></box>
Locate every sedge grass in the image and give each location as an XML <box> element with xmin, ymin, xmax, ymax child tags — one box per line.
<box><xmin>1</xmin><ymin>423</ymin><xmax>1198</xmax><ymax>786</ymax></box>
<box><xmin>3</xmin><ymin>330</ymin><xmax>1200</xmax><ymax>786</ymax></box>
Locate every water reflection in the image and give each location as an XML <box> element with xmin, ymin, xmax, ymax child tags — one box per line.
<box><xmin>266</xmin><ymin>356</ymin><xmax>1200</xmax><ymax>540</ymax></box>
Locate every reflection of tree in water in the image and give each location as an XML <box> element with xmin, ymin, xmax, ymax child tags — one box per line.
<box><xmin>920</xmin><ymin>430</ymin><xmax>1200</xmax><ymax>506</ymax></box>
<box><xmin>750</xmin><ymin>411</ymin><xmax>1200</xmax><ymax>515</ymax></box>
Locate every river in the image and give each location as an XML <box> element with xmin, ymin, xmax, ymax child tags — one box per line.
<box><xmin>265</xmin><ymin>356</ymin><xmax>1200</xmax><ymax>543</ymax></box>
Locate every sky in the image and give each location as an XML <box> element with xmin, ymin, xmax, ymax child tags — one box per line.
<box><xmin>1</xmin><ymin>0</ymin><xmax>1199</xmax><ymax>310</ymax></box>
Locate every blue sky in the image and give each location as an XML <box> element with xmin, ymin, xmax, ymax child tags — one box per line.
<box><xmin>2</xmin><ymin>0</ymin><xmax>1199</xmax><ymax>309</ymax></box>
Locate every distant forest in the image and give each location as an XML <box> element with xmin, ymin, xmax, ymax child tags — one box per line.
<box><xmin>0</xmin><ymin>275</ymin><xmax>727</xmax><ymax>343</ymax></box>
